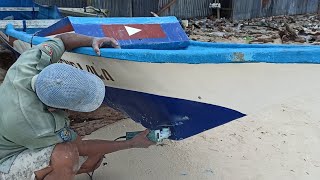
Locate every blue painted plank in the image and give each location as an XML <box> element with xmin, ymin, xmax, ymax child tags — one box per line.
<box><xmin>37</xmin><ymin>16</ymin><xmax>190</xmax><ymax>50</ymax></box>
<box><xmin>68</xmin><ymin>16</ymin><xmax>182</xmax><ymax>25</ymax></box>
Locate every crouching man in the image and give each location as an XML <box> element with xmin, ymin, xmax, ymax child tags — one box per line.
<box><xmin>0</xmin><ymin>33</ymin><xmax>155</xmax><ymax>180</ymax></box>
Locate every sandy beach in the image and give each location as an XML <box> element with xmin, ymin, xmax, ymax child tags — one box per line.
<box><xmin>2</xmin><ymin>41</ymin><xmax>320</xmax><ymax>180</ymax></box>
<box><xmin>2</xmin><ymin>49</ymin><xmax>319</xmax><ymax>180</ymax></box>
<box><xmin>76</xmin><ymin>87</ymin><xmax>320</xmax><ymax>180</ymax></box>
<box><xmin>2</xmin><ymin>58</ymin><xmax>319</xmax><ymax>180</ymax></box>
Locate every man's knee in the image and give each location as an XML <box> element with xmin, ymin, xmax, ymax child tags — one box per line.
<box><xmin>51</xmin><ymin>143</ymin><xmax>80</xmax><ymax>173</ymax></box>
<box><xmin>35</xmin><ymin>143</ymin><xmax>79</xmax><ymax>180</ymax></box>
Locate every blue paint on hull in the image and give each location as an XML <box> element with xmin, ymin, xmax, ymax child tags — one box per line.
<box><xmin>104</xmin><ymin>86</ymin><xmax>246</xmax><ymax>140</ymax></box>
<box><xmin>77</xmin><ymin>41</ymin><xmax>320</xmax><ymax>64</ymax></box>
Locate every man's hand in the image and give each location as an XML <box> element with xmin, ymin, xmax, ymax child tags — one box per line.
<box><xmin>92</xmin><ymin>37</ymin><xmax>120</xmax><ymax>56</ymax></box>
<box><xmin>129</xmin><ymin>130</ymin><xmax>156</xmax><ymax>148</ymax></box>
<box><xmin>55</xmin><ymin>33</ymin><xmax>120</xmax><ymax>53</ymax></box>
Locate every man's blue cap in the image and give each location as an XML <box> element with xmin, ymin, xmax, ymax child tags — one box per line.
<box><xmin>33</xmin><ymin>63</ymin><xmax>105</xmax><ymax>112</ymax></box>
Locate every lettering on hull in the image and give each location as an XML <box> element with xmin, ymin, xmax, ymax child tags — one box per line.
<box><xmin>59</xmin><ymin>59</ymin><xmax>115</xmax><ymax>81</ymax></box>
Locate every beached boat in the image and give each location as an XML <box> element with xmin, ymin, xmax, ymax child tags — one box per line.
<box><xmin>0</xmin><ymin>0</ymin><xmax>60</xmax><ymax>21</ymax></box>
<box><xmin>0</xmin><ymin>0</ymin><xmax>60</xmax><ymax>55</ymax></box>
<box><xmin>0</xmin><ymin>0</ymin><xmax>102</xmax><ymax>20</ymax></box>
<box><xmin>2</xmin><ymin>10</ymin><xmax>320</xmax><ymax>140</ymax></box>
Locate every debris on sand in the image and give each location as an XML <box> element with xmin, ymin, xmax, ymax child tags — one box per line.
<box><xmin>184</xmin><ymin>14</ymin><xmax>320</xmax><ymax>45</ymax></box>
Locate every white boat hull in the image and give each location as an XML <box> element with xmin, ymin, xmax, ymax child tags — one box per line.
<box><xmin>11</xmin><ymin>39</ymin><xmax>320</xmax><ymax>140</ymax></box>
<box><xmin>61</xmin><ymin>52</ymin><xmax>320</xmax><ymax>114</ymax></box>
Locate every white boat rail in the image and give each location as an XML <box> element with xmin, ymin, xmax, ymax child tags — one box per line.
<box><xmin>0</xmin><ymin>7</ymin><xmax>40</xmax><ymax>12</ymax></box>
<box><xmin>0</xmin><ymin>20</ymin><xmax>58</xmax><ymax>31</ymax></box>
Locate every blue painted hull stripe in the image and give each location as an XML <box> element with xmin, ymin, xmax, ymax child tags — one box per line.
<box><xmin>104</xmin><ymin>86</ymin><xmax>246</xmax><ymax>140</ymax></box>
<box><xmin>6</xmin><ymin>25</ymin><xmax>320</xmax><ymax>64</ymax></box>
